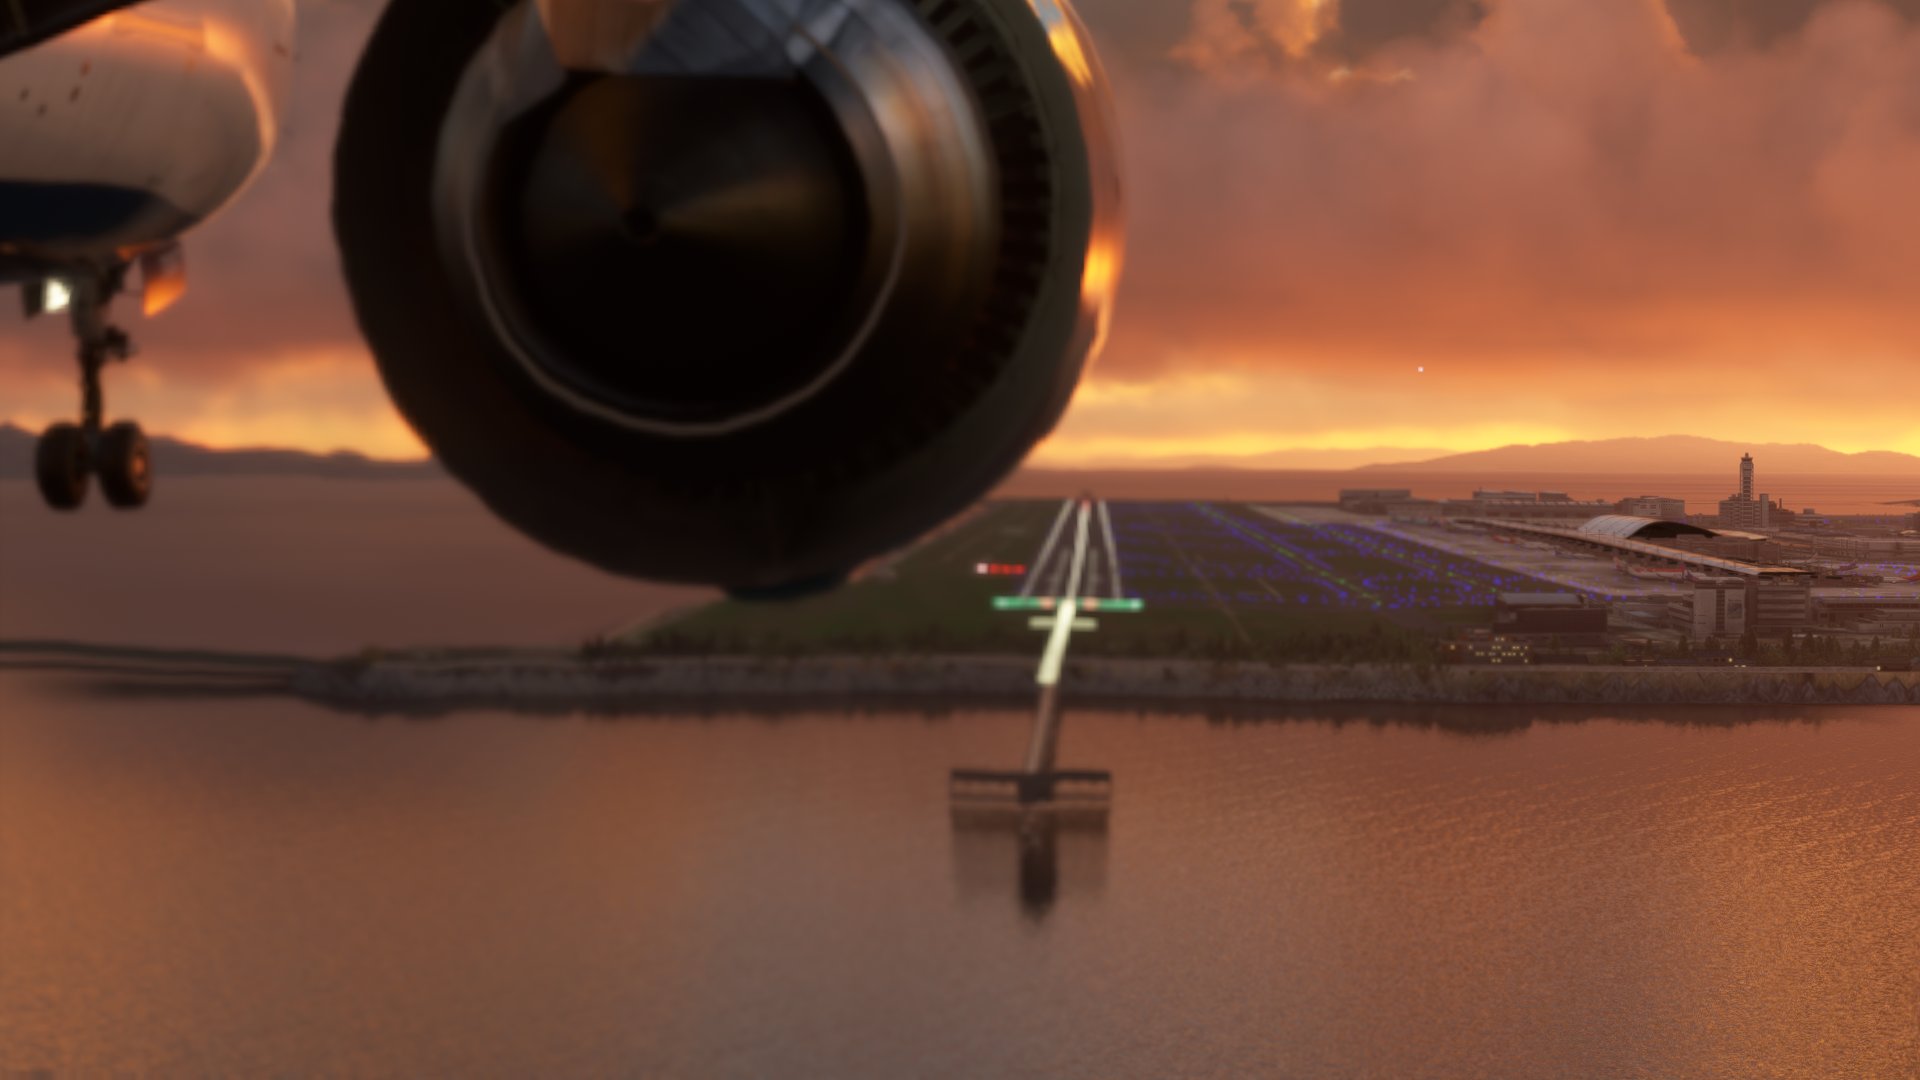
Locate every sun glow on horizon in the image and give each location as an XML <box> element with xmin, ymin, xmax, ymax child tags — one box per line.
<box><xmin>2</xmin><ymin>349</ymin><xmax>430</xmax><ymax>462</ymax></box>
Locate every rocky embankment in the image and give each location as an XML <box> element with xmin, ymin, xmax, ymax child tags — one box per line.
<box><xmin>292</xmin><ymin>655</ymin><xmax>1920</xmax><ymax>712</ymax></box>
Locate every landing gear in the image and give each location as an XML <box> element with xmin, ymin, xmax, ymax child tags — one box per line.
<box><xmin>97</xmin><ymin>421</ymin><xmax>151</xmax><ymax>508</ymax></box>
<box><xmin>34</xmin><ymin>267</ymin><xmax>149</xmax><ymax>511</ymax></box>
<box><xmin>34</xmin><ymin>422</ymin><xmax>88</xmax><ymax>509</ymax></box>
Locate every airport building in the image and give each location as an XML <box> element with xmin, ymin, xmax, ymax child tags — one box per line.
<box><xmin>1658</xmin><ymin>532</ymin><xmax>1780</xmax><ymax>563</ymax></box>
<box><xmin>1680</xmin><ymin>579</ymin><xmax>1748</xmax><ymax>641</ymax></box>
<box><xmin>1338</xmin><ymin>489</ymin><xmax>1413</xmax><ymax>513</ymax></box>
<box><xmin>1814</xmin><ymin>589</ymin><xmax>1920</xmax><ymax>634</ymax></box>
<box><xmin>1470</xmin><ymin>516</ymin><xmax>1816</xmax><ymax>640</ymax></box>
<box><xmin>1384</xmin><ymin>496</ymin><xmax>1613</xmax><ymax>521</ymax></box>
<box><xmin>1474</xmin><ymin>490</ymin><xmax>1574</xmax><ymax>503</ymax></box>
<box><xmin>1751</xmin><ymin>578</ymin><xmax>1814</xmax><ymax>630</ymax></box>
<box><xmin>1616</xmin><ymin>495</ymin><xmax>1686</xmax><ymax>520</ymax></box>
<box><xmin>1477</xmin><ymin>515</ymin><xmax>1805</xmax><ymax>579</ymax></box>
<box><xmin>1669</xmin><ymin>579</ymin><xmax>1812</xmax><ymax>641</ymax></box>
<box><xmin>1492</xmin><ymin>592</ymin><xmax>1609</xmax><ymax>635</ymax></box>
<box><xmin>1812</xmin><ymin>537</ymin><xmax>1920</xmax><ymax>558</ymax></box>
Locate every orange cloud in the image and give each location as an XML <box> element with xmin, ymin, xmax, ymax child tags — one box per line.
<box><xmin>1066</xmin><ymin>0</ymin><xmax>1920</xmax><ymax>457</ymax></box>
<box><xmin>6</xmin><ymin>0</ymin><xmax>1920</xmax><ymax>466</ymax></box>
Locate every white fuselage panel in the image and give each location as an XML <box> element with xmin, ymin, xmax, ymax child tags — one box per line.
<box><xmin>0</xmin><ymin>0</ymin><xmax>294</xmax><ymax>265</ymax></box>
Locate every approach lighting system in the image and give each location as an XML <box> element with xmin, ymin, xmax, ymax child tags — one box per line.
<box><xmin>976</xmin><ymin>563</ymin><xmax>1029</xmax><ymax>576</ymax></box>
<box><xmin>994</xmin><ymin>594</ymin><xmax>1142</xmax><ymax>614</ymax></box>
<box><xmin>333</xmin><ymin>0</ymin><xmax>1122</xmax><ymax>597</ymax></box>
<box><xmin>994</xmin><ymin>596</ymin><xmax>1054</xmax><ymax>611</ymax></box>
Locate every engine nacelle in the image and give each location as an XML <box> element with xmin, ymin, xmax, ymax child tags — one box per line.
<box><xmin>334</xmin><ymin>0</ymin><xmax>1119</xmax><ymax>594</ymax></box>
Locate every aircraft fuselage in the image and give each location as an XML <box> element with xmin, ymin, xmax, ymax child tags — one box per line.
<box><xmin>0</xmin><ymin>0</ymin><xmax>291</xmax><ymax>282</ymax></box>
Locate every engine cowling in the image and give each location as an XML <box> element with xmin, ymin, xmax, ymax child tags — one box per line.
<box><xmin>333</xmin><ymin>0</ymin><xmax>1120</xmax><ymax>595</ymax></box>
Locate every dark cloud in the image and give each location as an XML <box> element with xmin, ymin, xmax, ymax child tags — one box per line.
<box><xmin>1326</xmin><ymin>0</ymin><xmax>1489</xmax><ymax>63</ymax></box>
<box><xmin>1073</xmin><ymin>0</ymin><xmax>1198</xmax><ymax>69</ymax></box>
<box><xmin>1664</xmin><ymin>0</ymin><xmax>1920</xmax><ymax>54</ymax></box>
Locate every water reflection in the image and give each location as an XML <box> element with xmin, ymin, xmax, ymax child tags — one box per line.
<box><xmin>950</xmin><ymin>806</ymin><xmax>1108</xmax><ymax>920</ymax></box>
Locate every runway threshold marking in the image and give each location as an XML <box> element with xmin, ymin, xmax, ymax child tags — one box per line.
<box><xmin>1096</xmin><ymin>499</ymin><xmax>1125</xmax><ymax>600</ymax></box>
<box><xmin>1021</xmin><ymin>499</ymin><xmax>1077</xmax><ymax>598</ymax></box>
<box><xmin>1035</xmin><ymin>501</ymin><xmax>1093</xmax><ymax>688</ymax></box>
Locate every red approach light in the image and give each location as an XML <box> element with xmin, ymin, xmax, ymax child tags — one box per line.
<box><xmin>974</xmin><ymin>563</ymin><xmax>1029</xmax><ymax>576</ymax></box>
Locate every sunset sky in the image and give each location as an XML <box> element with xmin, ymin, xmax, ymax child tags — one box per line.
<box><xmin>4</xmin><ymin>0</ymin><xmax>1920</xmax><ymax>463</ymax></box>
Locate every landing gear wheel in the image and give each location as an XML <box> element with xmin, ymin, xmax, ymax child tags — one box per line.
<box><xmin>34</xmin><ymin>422</ymin><xmax>90</xmax><ymax>510</ymax></box>
<box><xmin>97</xmin><ymin>421</ymin><xmax>152</xmax><ymax>509</ymax></box>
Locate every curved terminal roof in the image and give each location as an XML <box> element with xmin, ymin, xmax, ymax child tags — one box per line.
<box><xmin>1578</xmin><ymin>514</ymin><xmax>1716</xmax><ymax>540</ymax></box>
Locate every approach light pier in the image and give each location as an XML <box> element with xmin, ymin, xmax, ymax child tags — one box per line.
<box><xmin>951</xmin><ymin>494</ymin><xmax>1140</xmax><ymax>809</ymax></box>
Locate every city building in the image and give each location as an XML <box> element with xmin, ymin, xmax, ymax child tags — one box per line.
<box><xmin>1493</xmin><ymin>592</ymin><xmax>1609</xmax><ymax>634</ymax></box>
<box><xmin>1714</xmin><ymin>452</ymin><xmax>1791</xmax><ymax>529</ymax></box>
<box><xmin>1718</xmin><ymin>495</ymin><xmax>1763</xmax><ymax>528</ymax></box>
<box><xmin>1616</xmin><ymin>495</ymin><xmax>1686</xmax><ymax>520</ymax></box>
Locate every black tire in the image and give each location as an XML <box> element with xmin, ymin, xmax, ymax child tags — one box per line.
<box><xmin>98</xmin><ymin>421</ymin><xmax>152</xmax><ymax>509</ymax></box>
<box><xmin>34</xmin><ymin>422</ymin><xmax>89</xmax><ymax>510</ymax></box>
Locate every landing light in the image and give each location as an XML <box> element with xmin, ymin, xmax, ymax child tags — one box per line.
<box><xmin>44</xmin><ymin>279</ymin><xmax>71</xmax><ymax>313</ymax></box>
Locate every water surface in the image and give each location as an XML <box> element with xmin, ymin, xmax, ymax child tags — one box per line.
<box><xmin>4</xmin><ymin>675</ymin><xmax>1916</xmax><ymax>1077</ymax></box>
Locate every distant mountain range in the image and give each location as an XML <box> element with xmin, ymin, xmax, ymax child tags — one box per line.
<box><xmin>1355</xmin><ymin>435</ymin><xmax>1920</xmax><ymax>475</ymax></box>
<box><xmin>1039</xmin><ymin>445</ymin><xmax>1454</xmax><ymax>471</ymax></box>
<box><xmin>0</xmin><ymin>423</ymin><xmax>441</xmax><ymax>480</ymax></box>
<box><xmin>2</xmin><ymin>425</ymin><xmax>1912</xmax><ymax>483</ymax></box>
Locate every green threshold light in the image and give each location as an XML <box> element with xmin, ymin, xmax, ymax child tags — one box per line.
<box><xmin>994</xmin><ymin>596</ymin><xmax>1143</xmax><ymax>612</ymax></box>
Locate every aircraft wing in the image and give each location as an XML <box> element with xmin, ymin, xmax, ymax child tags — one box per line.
<box><xmin>1</xmin><ymin>0</ymin><xmax>144</xmax><ymax>60</ymax></box>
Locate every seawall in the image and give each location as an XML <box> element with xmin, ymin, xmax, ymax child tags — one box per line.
<box><xmin>292</xmin><ymin>656</ymin><xmax>1920</xmax><ymax>712</ymax></box>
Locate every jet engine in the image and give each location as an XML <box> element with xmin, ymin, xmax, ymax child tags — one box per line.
<box><xmin>333</xmin><ymin>0</ymin><xmax>1120</xmax><ymax>595</ymax></box>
